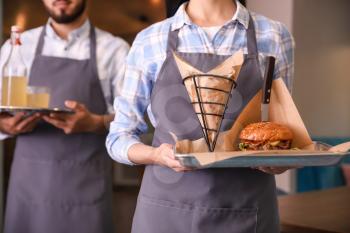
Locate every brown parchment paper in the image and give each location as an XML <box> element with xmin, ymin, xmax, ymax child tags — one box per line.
<box><xmin>175</xmin><ymin>78</ymin><xmax>313</xmax><ymax>153</ymax></box>
<box><xmin>176</xmin><ymin>77</ymin><xmax>350</xmax><ymax>166</ymax></box>
<box><xmin>174</xmin><ymin>50</ymin><xmax>325</xmax><ymax>154</ymax></box>
<box><xmin>172</xmin><ymin>51</ymin><xmax>350</xmax><ymax>166</ymax></box>
<box><xmin>173</xmin><ymin>51</ymin><xmax>244</xmax><ymax>148</ymax></box>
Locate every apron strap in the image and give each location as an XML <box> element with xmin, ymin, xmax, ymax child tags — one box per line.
<box><xmin>34</xmin><ymin>25</ymin><xmax>46</xmax><ymax>57</ymax></box>
<box><xmin>88</xmin><ymin>24</ymin><xmax>100</xmax><ymax>90</ymax></box>
<box><xmin>246</xmin><ymin>14</ymin><xmax>259</xmax><ymax>55</ymax></box>
<box><xmin>166</xmin><ymin>29</ymin><xmax>180</xmax><ymax>53</ymax></box>
<box><xmin>89</xmin><ymin>25</ymin><xmax>97</xmax><ymax>66</ymax></box>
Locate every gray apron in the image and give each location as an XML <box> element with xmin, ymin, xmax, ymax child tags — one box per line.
<box><xmin>4</xmin><ymin>25</ymin><xmax>114</xmax><ymax>233</ymax></box>
<box><xmin>132</xmin><ymin>15</ymin><xmax>279</xmax><ymax>233</ymax></box>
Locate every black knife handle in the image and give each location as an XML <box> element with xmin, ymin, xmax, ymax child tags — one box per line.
<box><xmin>262</xmin><ymin>56</ymin><xmax>276</xmax><ymax>104</ymax></box>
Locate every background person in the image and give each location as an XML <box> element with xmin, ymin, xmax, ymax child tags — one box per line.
<box><xmin>0</xmin><ymin>0</ymin><xmax>129</xmax><ymax>232</ymax></box>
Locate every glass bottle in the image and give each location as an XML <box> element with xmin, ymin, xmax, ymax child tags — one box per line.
<box><xmin>1</xmin><ymin>25</ymin><xmax>28</xmax><ymax>107</ymax></box>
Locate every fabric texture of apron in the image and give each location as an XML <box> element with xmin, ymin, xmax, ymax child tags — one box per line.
<box><xmin>131</xmin><ymin>15</ymin><xmax>279</xmax><ymax>233</ymax></box>
<box><xmin>4</xmin><ymin>25</ymin><xmax>114</xmax><ymax>233</ymax></box>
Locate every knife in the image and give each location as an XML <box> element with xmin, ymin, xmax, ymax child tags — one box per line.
<box><xmin>261</xmin><ymin>56</ymin><xmax>276</xmax><ymax>122</ymax></box>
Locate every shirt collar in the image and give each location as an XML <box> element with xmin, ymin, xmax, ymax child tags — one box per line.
<box><xmin>45</xmin><ymin>18</ymin><xmax>91</xmax><ymax>41</ymax></box>
<box><xmin>171</xmin><ymin>0</ymin><xmax>250</xmax><ymax>31</ymax></box>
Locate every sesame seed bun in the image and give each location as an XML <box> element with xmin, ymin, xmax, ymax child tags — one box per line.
<box><xmin>238</xmin><ymin>122</ymin><xmax>293</xmax><ymax>151</ymax></box>
<box><xmin>240</xmin><ymin>122</ymin><xmax>293</xmax><ymax>142</ymax></box>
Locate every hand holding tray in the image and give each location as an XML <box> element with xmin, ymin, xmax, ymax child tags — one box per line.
<box><xmin>176</xmin><ymin>142</ymin><xmax>350</xmax><ymax>169</ymax></box>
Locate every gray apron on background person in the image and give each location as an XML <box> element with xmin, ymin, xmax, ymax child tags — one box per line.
<box><xmin>4</xmin><ymin>24</ymin><xmax>114</xmax><ymax>233</ymax></box>
<box><xmin>132</xmin><ymin>15</ymin><xmax>279</xmax><ymax>233</ymax></box>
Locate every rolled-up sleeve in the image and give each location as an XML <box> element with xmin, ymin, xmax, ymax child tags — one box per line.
<box><xmin>106</xmin><ymin>33</ymin><xmax>154</xmax><ymax>165</ymax></box>
<box><xmin>274</xmin><ymin>22</ymin><xmax>295</xmax><ymax>93</ymax></box>
<box><xmin>107</xmin><ymin>39</ymin><xmax>130</xmax><ymax>114</ymax></box>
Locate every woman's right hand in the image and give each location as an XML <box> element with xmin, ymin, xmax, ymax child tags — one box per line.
<box><xmin>152</xmin><ymin>144</ymin><xmax>189</xmax><ymax>172</ymax></box>
<box><xmin>0</xmin><ymin>112</ymin><xmax>41</xmax><ymax>135</ymax></box>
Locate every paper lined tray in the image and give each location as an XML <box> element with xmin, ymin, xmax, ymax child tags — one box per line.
<box><xmin>175</xmin><ymin>142</ymin><xmax>350</xmax><ymax>168</ymax></box>
<box><xmin>0</xmin><ymin>106</ymin><xmax>74</xmax><ymax>114</ymax></box>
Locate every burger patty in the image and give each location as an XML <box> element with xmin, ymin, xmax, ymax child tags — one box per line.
<box><xmin>239</xmin><ymin>140</ymin><xmax>292</xmax><ymax>151</ymax></box>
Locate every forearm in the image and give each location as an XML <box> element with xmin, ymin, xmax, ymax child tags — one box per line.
<box><xmin>90</xmin><ymin>114</ymin><xmax>114</xmax><ymax>134</ymax></box>
<box><xmin>127</xmin><ymin>143</ymin><xmax>156</xmax><ymax>165</ymax></box>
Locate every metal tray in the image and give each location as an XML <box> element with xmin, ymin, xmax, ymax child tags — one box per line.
<box><xmin>0</xmin><ymin>106</ymin><xmax>74</xmax><ymax>115</ymax></box>
<box><xmin>175</xmin><ymin>142</ymin><xmax>349</xmax><ymax>169</ymax></box>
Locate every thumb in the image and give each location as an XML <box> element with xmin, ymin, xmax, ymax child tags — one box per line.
<box><xmin>164</xmin><ymin>144</ymin><xmax>175</xmax><ymax>158</ymax></box>
<box><xmin>65</xmin><ymin>100</ymin><xmax>85</xmax><ymax>111</ymax></box>
<box><xmin>163</xmin><ymin>143</ymin><xmax>174</xmax><ymax>151</ymax></box>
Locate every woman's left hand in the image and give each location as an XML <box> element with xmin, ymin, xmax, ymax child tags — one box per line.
<box><xmin>255</xmin><ymin>166</ymin><xmax>295</xmax><ymax>175</ymax></box>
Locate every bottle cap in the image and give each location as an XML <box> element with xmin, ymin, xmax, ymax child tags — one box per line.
<box><xmin>11</xmin><ymin>25</ymin><xmax>21</xmax><ymax>33</ymax></box>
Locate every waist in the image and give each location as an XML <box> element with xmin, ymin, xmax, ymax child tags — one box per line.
<box><xmin>139</xmin><ymin>165</ymin><xmax>276</xmax><ymax>207</ymax></box>
<box><xmin>15</xmin><ymin>122</ymin><xmax>108</xmax><ymax>162</ymax></box>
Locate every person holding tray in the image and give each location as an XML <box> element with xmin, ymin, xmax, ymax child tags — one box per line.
<box><xmin>107</xmin><ymin>0</ymin><xmax>294</xmax><ymax>232</ymax></box>
<box><xmin>0</xmin><ymin>0</ymin><xmax>129</xmax><ymax>232</ymax></box>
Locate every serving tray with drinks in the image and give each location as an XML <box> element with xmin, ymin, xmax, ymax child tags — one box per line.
<box><xmin>1</xmin><ymin>82</ymin><xmax>73</xmax><ymax>115</ymax></box>
<box><xmin>1</xmin><ymin>77</ymin><xmax>73</xmax><ymax>115</ymax></box>
<box><xmin>1</xmin><ymin>26</ymin><xmax>74</xmax><ymax>115</ymax></box>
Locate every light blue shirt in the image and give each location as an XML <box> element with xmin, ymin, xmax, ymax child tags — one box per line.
<box><xmin>107</xmin><ymin>1</ymin><xmax>295</xmax><ymax>165</ymax></box>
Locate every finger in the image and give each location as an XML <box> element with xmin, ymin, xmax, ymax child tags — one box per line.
<box><xmin>11</xmin><ymin>112</ymin><xmax>26</xmax><ymax>124</ymax></box>
<box><xmin>257</xmin><ymin>167</ymin><xmax>275</xmax><ymax>174</ymax></box>
<box><xmin>175</xmin><ymin>167</ymin><xmax>193</xmax><ymax>172</ymax></box>
<box><xmin>273</xmin><ymin>167</ymin><xmax>290</xmax><ymax>174</ymax></box>
<box><xmin>42</xmin><ymin>116</ymin><xmax>67</xmax><ymax>129</ymax></box>
<box><xmin>168</xmin><ymin>150</ymin><xmax>176</xmax><ymax>159</ymax></box>
<box><xmin>49</xmin><ymin>113</ymin><xmax>69</xmax><ymax>121</ymax></box>
<box><xmin>174</xmin><ymin>167</ymin><xmax>191</xmax><ymax>172</ymax></box>
<box><xmin>0</xmin><ymin>112</ymin><xmax>12</xmax><ymax>118</ymax></box>
<box><xmin>257</xmin><ymin>168</ymin><xmax>270</xmax><ymax>174</ymax></box>
<box><xmin>268</xmin><ymin>166</ymin><xmax>292</xmax><ymax>172</ymax></box>
<box><xmin>163</xmin><ymin>144</ymin><xmax>173</xmax><ymax>149</ymax></box>
<box><xmin>258</xmin><ymin>167</ymin><xmax>288</xmax><ymax>175</ymax></box>
<box><xmin>164</xmin><ymin>156</ymin><xmax>183</xmax><ymax>169</ymax></box>
<box><xmin>15</xmin><ymin>114</ymin><xmax>40</xmax><ymax>131</ymax></box>
<box><xmin>21</xmin><ymin>118</ymin><xmax>41</xmax><ymax>133</ymax></box>
<box><xmin>65</xmin><ymin>100</ymin><xmax>85</xmax><ymax>112</ymax></box>
<box><xmin>160</xmin><ymin>144</ymin><xmax>175</xmax><ymax>158</ymax></box>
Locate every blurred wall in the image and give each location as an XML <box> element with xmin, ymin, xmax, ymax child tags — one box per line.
<box><xmin>0</xmin><ymin>0</ymin><xmax>3</xmax><ymax>229</ymax></box>
<box><xmin>2</xmin><ymin>0</ymin><xmax>166</xmax><ymax>43</ymax></box>
<box><xmin>247</xmin><ymin>0</ymin><xmax>293</xmax><ymax>31</ymax></box>
<box><xmin>247</xmin><ymin>0</ymin><xmax>350</xmax><ymax>193</ymax></box>
<box><xmin>293</xmin><ymin>0</ymin><xmax>350</xmax><ymax>138</ymax></box>
<box><xmin>249</xmin><ymin>0</ymin><xmax>350</xmax><ymax>138</ymax></box>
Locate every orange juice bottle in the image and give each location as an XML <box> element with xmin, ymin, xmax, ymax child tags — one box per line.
<box><xmin>1</xmin><ymin>26</ymin><xmax>28</xmax><ymax>107</ymax></box>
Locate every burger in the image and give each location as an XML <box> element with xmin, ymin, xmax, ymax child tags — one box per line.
<box><xmin>238</xmin><ymin>122</ymin><xmax>293</xmax><ymax>151</ymax></box>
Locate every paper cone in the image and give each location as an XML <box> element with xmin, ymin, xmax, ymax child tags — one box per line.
<box><xmin>173</xmin><ymin>51</ymin><xmax>244</xmax><ymax>151</ymax></box>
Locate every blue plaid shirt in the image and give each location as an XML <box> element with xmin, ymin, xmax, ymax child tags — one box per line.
<box><xmin>106</xmin><ymin>1</ymin><xmax>295</xmax><ymax>165</ymax></box>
